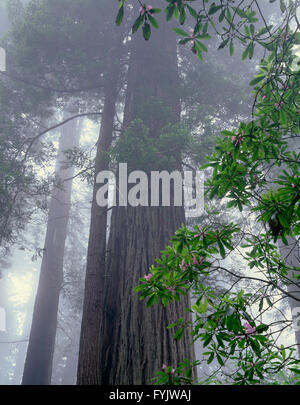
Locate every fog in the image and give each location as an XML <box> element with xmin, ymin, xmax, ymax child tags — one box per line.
<box><xmin>0</xmin><ymin>0</ymin><xmax>299</xmax><ymax>386</ymax></box>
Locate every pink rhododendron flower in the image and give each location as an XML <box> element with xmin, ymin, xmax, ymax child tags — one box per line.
<box><xmin>262</xmin><ymin>95</ymin><xmax>267</xmax><ymax>100</ymax></box>
<box><xmin>147</xmin><ymin>5</ymin><xmax>153</xmax><ymax>12</ymax></box>
<box><xmin>139</xmin><ymin>6</ymin><xmax>145</xmax><ymax>15</ymax></box>
<box><xmin>162</xmin><ymin>364</ymin><xmax>175</xmax><ymax>375</ymax></box>
<box><xmin>193</xmin><ymin>255</ymin><xmax>204</xmax><ymax>266</ymax></box>
<box><xmin>144</xmin><ymin>273</ymin><xmax>153</xmax><ymax>281</ymax></box>
<box><xmin>291</xmin><ymin>183</ymin><xmax>295</xmax><ymax>188</ymax></box>
<box><xmin>232</xmin><ymin>136</ymin><xmax>243</xmax><ymax>146</ymax></box>
<box><xmin>166</xmin><ymin>286</ymin><xmax>176</xmax><ymax>295</ymax></box>
<box><xmin>243</xmin><ymin>321</ymin><xmax>256</xmax><ymax>335</ymax></box>
<box><xmin>180</xmin><ymin>258</ymin><xmax>187</xmax><ymax>270</ymax></box>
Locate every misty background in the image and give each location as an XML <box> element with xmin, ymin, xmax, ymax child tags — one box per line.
<box><xmin>0</xmin><ymin>0</ymin><xmax>299</xmax><ymax>385</ymax></box>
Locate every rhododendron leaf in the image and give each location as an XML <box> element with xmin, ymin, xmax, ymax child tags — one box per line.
<box><xmin>165</xmin><ymin>4</ymin><xmax>175</xmax><ymax>21</ymax></box>
<box><xmin>216</xmin><ymin>354</ymin><xmax>224</xmax><ymax>366</ymax></box>
<box><xmin>207</xmin><ymin>353</ymin><xmax>214</xmax><ymax>364</ymax></box>
<box><xmin>146</xmin><ymin>295</ymin><xmax>155</xmax><ymax>307</ymax></box>
<box><xmin>174</xmin><ymin>327</ymin><xmax>184</xmax><ymax>341</ymax></box>
<box><xmin>203</xmin><ymin>334</ymin><xmax>213</xmax><ymax>347</ymax></box>
<box><xmin>116</xmin><ymin>3</ymin><xmax>124</xmax><ymax>26</ymax></box>
<box><xmin>173</xmin><ymin>27</ymin><xmax>189</xmax><ymax>37</ymax></box>
<box><xmin>148</xmin><ymin>14</ymin><xmax>159</xmax><ymax>29</ymax></box>
<box><xmin>187</xmin><ymin>5</ymin><xmax>198</xmax><ymax>19</ymax></box>
<box><xmin>208</xmin><ymin>4</ymin><xmax>223</xmax><ymax>15</ymax></box>
<box><xmin>218</xmin><ymin>37</ymin><xmax>229</xmax><ymax>50</ymax></box>
<box><xmin>250</xmin><ymin>75</ymin><xmax>265</xmax><ymax>86</ymax></box>
<box><xmin>217</xmin><ymin>240</ymin><xmax>226</xmax><ymax>259</ymax></box>
<box><xmin>250</xmin><ymin>338</ymin><xmax>261</xmax><ymax>356</ymax></box>
<box><xmin>132</xmin><ymin>15</ymin><xmax>144</xmax><ymax>33</ymax></box>
<box><xmin>179</xmin><ymin>7</ymin><xmax>186</xmax><ymax>25</ymax></box>
<box><xmin>256</xmin><ymin>324</ymin><xmax>268</xmax><ymax>333</ymax></box>
<box><xmin>143</xmin><ymin>22</ymin><xmax>151</xmax><ymax>40</ymax></box>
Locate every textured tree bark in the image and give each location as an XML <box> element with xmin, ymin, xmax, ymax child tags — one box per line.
<box><xmin>98</xmin><ymin>7</ymin><xmax>195</xmax><ymax>385</ymax></box>
<box><xmin>77</xmin><ymin>49</ymin><xmax>121</xmax><ymax>385</ymax></box>
<box><xmin>100</xmin><ymin>205</ymin><xmax>195</xmax><ymax>384</ymax></box>
<box><xmin>22</xmin><ymin>111</ymin><xmax>80</xmax><ymax>385</ymax></box>
<box><xmin>278</xmin><ymin>237</ymin><xmax>300</xmax><ymax>359</ymax></box>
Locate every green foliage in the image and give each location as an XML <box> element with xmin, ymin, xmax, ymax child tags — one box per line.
<box><xmin>115</xmin><ymin>0</ymin><xmax>298</xmax><ymax>62</ymax></box>
<box><xmin>152</xmin><ymin>358</ymin><xmax>201</xmax><ymax>385</ymax></box>
<box><xmin>110</xmin><ymin>118</ymin><xmax>192</xmax><ymax>172</ymax></box>
<box><xmin>0</xmin><ymin>73</ymin><xmax>54</xmax><ymax>252</ymax></box>
<box><xmin>135</xmin><ymin>221</ymin><xmax>300</xmax><ymax>384</ymax></box>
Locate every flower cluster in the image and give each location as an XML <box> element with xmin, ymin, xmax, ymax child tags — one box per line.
<box><xmin>162</xmin><ymin>364</ymin><xmax>175</xmax><ymax>375</ymax></box>
<box><xmin>193</xmin><ymin>255</ymin><xmax>204</xmax><ymax>266</ymax></box>
<box><xmin>144</xmin><ymin>273</ymin><xmax>153</xmax><ymax>281</ymax></box>
<box><xmin>243</xmin><ymin>321</ymin><xmax>256</xmax><ymax>336</ymax></box>
<box><xmin>275</xmin><ymin>101</ymin><xmax>284</xmax><ymax>108</ymax></box>
<box><xmin>139</xmin><ymin>4</ymin><xmax>153</xmax><ymax>16</ymax></box>
<box><xmin>180</xmin><ymin>255</ymin><xmax>204</xmax><ymax>270</ymax></box>
<box><xmin>194</xmin><ymin>231</ymin><xmax>205</xmax><ymax>238</ymax></box>
<box><xmin>232</xmin><ymin>135</ymin><xmax>243</xmax><ymax>146</ymax></box>
<box><xmin>180</xmin><ymin>258</ymin><xmax>188</xmax><ymax>270</ymax></box>
<box><xmin>166</xmin><ymin>286</ymin><xmax>176</xmax><ymax>295</ymax></box>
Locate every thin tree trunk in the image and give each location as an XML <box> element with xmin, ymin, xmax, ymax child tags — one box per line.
<box><xmin>77</xmin><ymin>48</ymin><xmax>121</xmax><ymax>384</ymax></box>
<box><xmin>22</xmin><ymin>111</ymin><xmax>81</xmax><ymax>385</ymax></box>
<box><xmin>98</xmin><ymin>8</ymin><xmax>195</xmax><ymax>384</ymax></box>
<box><xmin>278</xmin><ymin>236</ymin><xmax>300</xmax><ymax>359</ymax></box>
<box><xmin>61</xmin><ymin>343</ymin><xmax>79</xmax><ymax>385</ymax></box>
<box><xmin>12</xmin><ymin>304</ymin><xmax>31</xmax><ymax>384</ymax></box>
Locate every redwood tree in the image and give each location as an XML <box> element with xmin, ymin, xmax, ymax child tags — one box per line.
<box><xmin>22</xmin><ymin>112</ymin><xmax>81</xmax><ymax>385</ymax></box>
<box><xmin>77</xmin><ymin>41</ymin><xmax>124</xmax><ymax>384</ymax></box>
<box><xmin>77</xmin><ymin>2</ymin><xmax>195</xmax><ymax>384</ymax></box>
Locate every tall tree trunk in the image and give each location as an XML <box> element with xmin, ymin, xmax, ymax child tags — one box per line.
<box><xmin>12</xmin><ymin>304</ymin><xmax>31</xmax><ymax>384</ymax></box>
<box><xmin>61</xmin><ymin>345</ymin><xmax>78</xmax><ymax>385</ymax></box>
<box><xmin>22</xmin><ymin>111</ymin><xmax>81</xmax><ymax>385</ymax></box>
<box><xmin>77</xmin><ymin>47</ymin><xmax>121</xmax><ymax>384</ymax></box>
<box><xmin>98</xmin><ymin>8</ymin><xmax>195</xmax><ymax>385</ymax></box>
<box><xmin>278</xmin><ymin>237</ymin><xmax>300</xmax><ymax>359</ymax></box>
